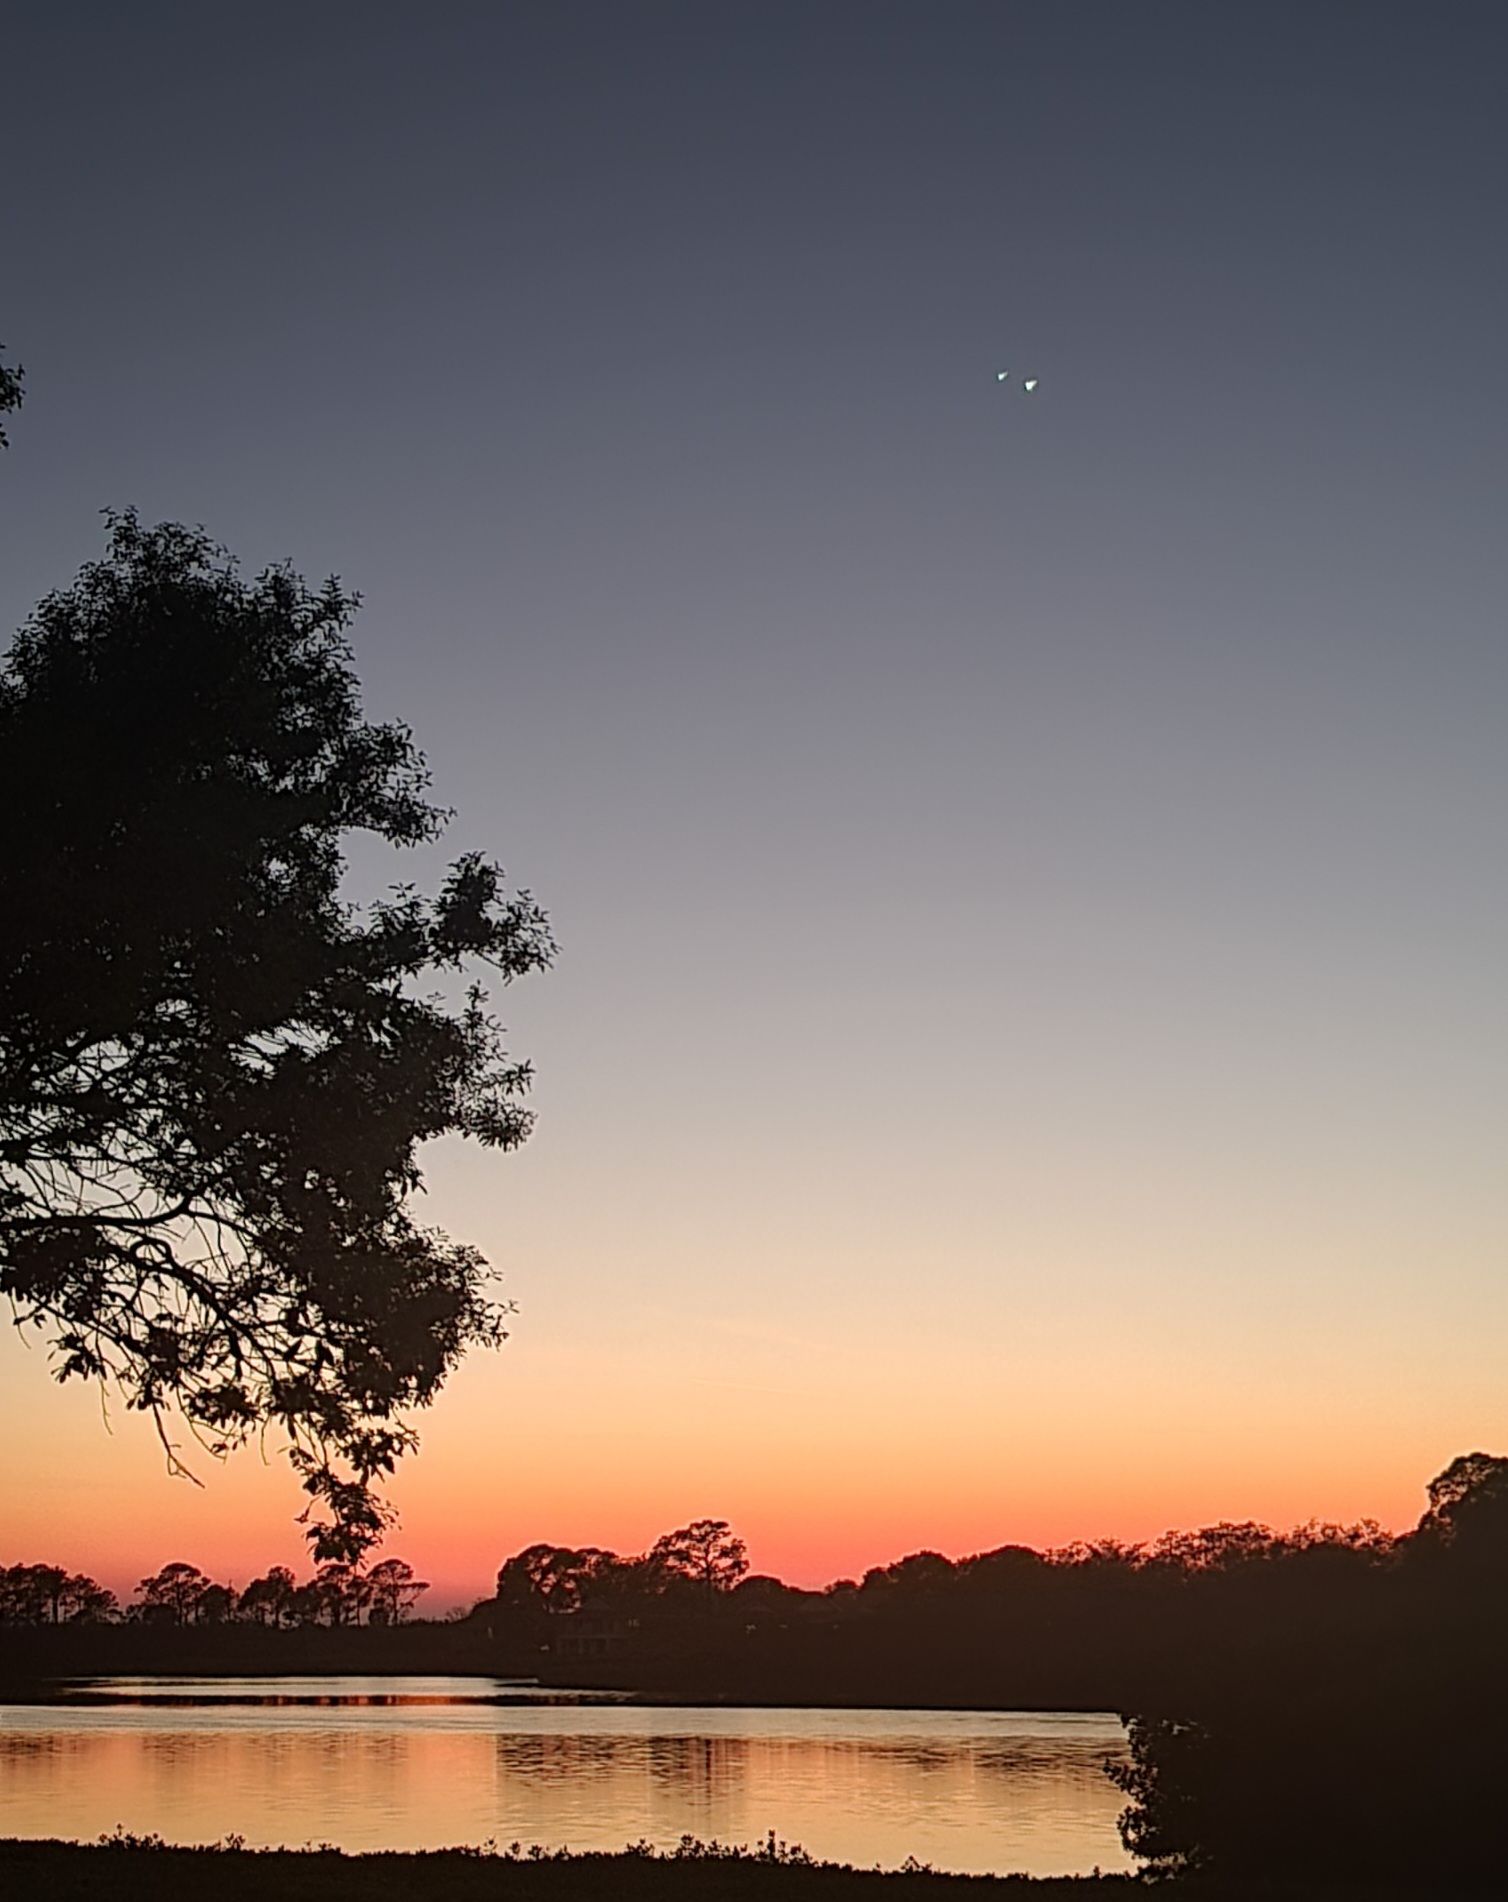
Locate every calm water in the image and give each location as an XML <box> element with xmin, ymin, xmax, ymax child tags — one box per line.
<box><xmin>0</xmin><ymin>1677</ymin><xmax>1131</xmax><ymax>1877</ymax></box>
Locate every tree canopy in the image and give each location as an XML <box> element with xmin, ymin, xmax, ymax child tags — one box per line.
<box><xmin>0</xmin><ymin>513</ymin><xmax>553</xmax><ymax>1557</ymax></box>
<box><xmin>0</xmin><ymin>1562</ymin><xmax>115</xmax><ymax>1624</ymax></box>
<box><xmin>647</xmin><ymin>1519</ymin><xmax>749</xmax><ymax>1594</ymax></box>
<box><xmin>0</xmin><ymin>343</ymin><xmax>21</xmax><ymax>447</ymax></box>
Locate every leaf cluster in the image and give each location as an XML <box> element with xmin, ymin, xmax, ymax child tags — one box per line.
<box><xmin>0</xmin><ymin>342</ymin><xmax>21</xmax><ymax>447</ymax></box>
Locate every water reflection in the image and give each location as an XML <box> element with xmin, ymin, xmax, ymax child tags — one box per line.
<box><xmin>0</xmin><ymin>1682</ymin><xmax>1130</xmax><ymax>1877</ymax></box>
<box><xmin>48</xmin><ymin>1675</ymin><xmax>618</xmax><ymax>1709</ymax></box>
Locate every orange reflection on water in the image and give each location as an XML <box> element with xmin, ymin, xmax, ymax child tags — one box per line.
<box><xmin>0</xmin><ymin>1690</ymin><xmax>1130</xmax><ymax>1877</ymax></box>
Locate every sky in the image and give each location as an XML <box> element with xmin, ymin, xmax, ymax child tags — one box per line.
<box><xmin>1</xmin><ymin>0</ymin><xmax>1505</xmax><ymax>1607</ymax></box>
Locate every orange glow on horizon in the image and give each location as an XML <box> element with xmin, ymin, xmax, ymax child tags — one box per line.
<box><xmin>0</xmin><ymin>1253</ymin><xmax>1482</xmax><ymax>1611</ymax></box>
<box><xmin>0</xmin><ymin>1334</ymin><xmax>1438</xmax><ymax>1611</ymax></box>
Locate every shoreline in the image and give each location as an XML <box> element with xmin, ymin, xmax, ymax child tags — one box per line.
<box><xmin>0</xmin><ymin>1837</ymin><xmax>1494</xmax><ymax>1901</ymax></box>
<box><xmin>0</xmin><ymin>1837</ymin><xmax>1124</xmax><ymax>1897</ymax></box>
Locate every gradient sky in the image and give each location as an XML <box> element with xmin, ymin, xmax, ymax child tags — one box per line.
<box><xmin>2</xmin><ymin>1</ymin><xmax>1506</xmax><ymax>1607</ymax></box>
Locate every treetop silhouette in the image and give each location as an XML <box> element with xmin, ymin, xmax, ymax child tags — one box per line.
<box><xmin>0</xmin><ymin>343</ymin><xmax>21</xmax><ymax>447</ymax></box>
<box><xmin>648</xmin><ymin>1519</ymin><xmax>749</xmax><ymax>1594</ymax></box>
<box><xmin>0</xmin><ymin>513</ymin><xmax>553</xmax><ymax>1558</ymax></box>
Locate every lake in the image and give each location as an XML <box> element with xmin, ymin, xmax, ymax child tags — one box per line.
<box><xmin>0</xmin><ymin>1677</ymin><xmax>1132</xmax><ymax>1877</ymax></box>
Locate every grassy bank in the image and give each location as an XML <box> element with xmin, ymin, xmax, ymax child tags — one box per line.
<box><xmin>2</xmin><ymin>1838</ymin><xmax>1119</xmax><ymax>1899</ymax></box>
<box><xmin>0</xmin><ymin>1838</ymin><xmax>1496</xmax><ymax>1902</ymax></box>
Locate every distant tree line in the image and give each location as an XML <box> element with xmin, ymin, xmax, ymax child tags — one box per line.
<box><xmin>478</xmin><ymin>1509</ymin><xmax>1404</xmax><ymax>1710</ymax></box>
<box><xmin>9</xmin><ymin>1467</ymin><xmax>1496</xmax><ymax>1669</ymax></box>
<box><xmin>493</xmin><ymin>1517</ymin><xmax>750</xmax><ymax>1622</ymax></box>
<box><xmin>0</xmin><ymin>1556</ymin><xmax>427</xmax><ymax>1628</ymax></box>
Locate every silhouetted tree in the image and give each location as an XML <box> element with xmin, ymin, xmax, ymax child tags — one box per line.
<box><xmin>1148</xmin><ymin>1522</ymin><xmax>1277</xmax><ymax>1572</ymax></box>
<box><xmin>237</xmin><ymin>1565</ymin><xmax>297</xmax><ymax>1626</ymax></box>
<box><xmin>495</xmin><ymin>1543</ymin><xmax>617</xmax><ymax>1616</ymax></box>
<box><xmin>586</xmin><ymin>1553</ymin><xmax>664</xmax><ymax>1605</ymax></box>
<box><xmin>0</xmin><ymin>514</ymin><xmax>554</xmax><ymax>1559</ymax></box>
<box><xmin>732</xmin><ymin>1573</ymin><xmax>809</xmax><ymax>1619</ymax></box>
<box><xmin>58</xmin><ymin>1571</ymin><xmax>118</xmax><ymax>1622</ymax></box>
<box><xmin>6</xmin><ymin>1565</ymin><xmax>44</xmax><ymax>1623</ymax></box>
<box><xmin>1285</xmin><ymin>1516</ymin><xmax>1391</xmax><ymax>1555</ymax></box>
<box><xmin>197</xmin><ymin>1580</ymin><xmax>237</xmax><ymax>1624</ymax></box>
<box><xmin>1107</xmin><ymin>1712</ymin><xmax>1212</xmax><ymax>1877</ymax></box>
<box><xmin>649</xmin><ymin>1519</ymin><xmax>748</xmax><ymax>1595</ymax></box>
<box><xmin>0</xmin><ymin>1562</ymin><xmax>113</xmax><ymax>1623</ymax></box>
<box><xmin>134</xmin><ymin>1561</ymin><xmax>214</xmax><ymax>1625</ymax></box>
<box><xmin>1419</xmin><ymin>1450</ymin><xmax>1508</xmax><ymax>1565</ymax></box>
<box><xmin>314</xmin><ymin>1561</ymin><xmax>370</xmax><ymax>1626</ymax></box>
<box><xmin>0</xmin><ymin>344</ymin><xmax>21</xmax><ymax>447</ymax></box>
<box><xmin>286</xmin><ymin>1579</ymin><xmax>330</xmax><ymax>1627</ymax></box>
<box><xmin>1049</xmin><ymin>1537</ymin><xmax>1146</xmax><ymax>1571</ymax></box>
<box><xmin>24</xmin><ymin>1564</ymin><xmax>69</xmax><ymax>1623</ymax></box>
<box><xmin>958</xmin><ymin>1544</ymin><xmax>1047</xmax><ymax>1593</ymax></box>
<box><xmin>1110</xmin><ymin>1457</ymin><xmax>1507</xmax><ymax>1885</ymax></box>
<box><xmin>366</xmin><ymin>1556</ymin><xmax>428</xmax><ymax>1624</ymax></box>
<box><xmin>1</xmin><ymin>1564</ymin><xmax>45</xmax><ymax>1623</ymax></box>
<box><xmin>862</xmin><ymin>1550</ymin><xmax>957</xmax><ymax>1595</ymax></box>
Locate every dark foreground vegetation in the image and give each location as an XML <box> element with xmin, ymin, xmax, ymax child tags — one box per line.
<box><xmin>2</xmin><ymin>1836</ymin><xmax>1121</xmax><ymax>1900</ymax></box>
<box><xmin>4</xmin><ymin>1837</ymin><xmax>1498</xmax><ymax>1902</ymax></box>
